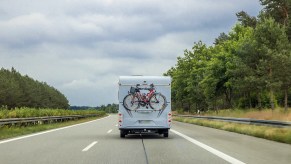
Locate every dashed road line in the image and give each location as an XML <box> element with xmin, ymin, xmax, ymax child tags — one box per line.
<box><xmin>82</xmin><ymin>141</ymin><xmax>98</xmax><ymax>152</ymax></box>
<box><xmin>107</xmin><ymin>129</ymin><xmax>113</xmax><ymax>133</ymax></box>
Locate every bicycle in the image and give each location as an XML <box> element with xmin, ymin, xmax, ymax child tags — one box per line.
<box><xmin>123</xmin><ymin>84</ymin><xmax>167</xmax><ymax>111</ymax></box>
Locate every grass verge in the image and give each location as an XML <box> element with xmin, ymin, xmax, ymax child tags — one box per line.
<box><xmin>0</xmin><ymin>108</ymin><xmax>106</xmax><ymax>119</ymax></box>
<box><xmin>174</xmin><ymin>108</ymin><xmax>291</xmax><ymax>121</ymax></box>
<box><xmin>174</xmin><ymin>117</ymin><xmax>291</xmax><ymax>144</ymax></box>
<box><xmin>0</xmin><ymin>115</ymin><xmax>107</xmax><ymax>141</ymax></box>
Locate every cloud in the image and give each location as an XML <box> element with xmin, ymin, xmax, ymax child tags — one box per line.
<box><xmin>0</xmin><ymin>0</ymin><xmax>261</xmax><ymax>47</ymax></box>
<box><xmin>0</xmin><ymin>0</ymin><xmax>262</xmax><ymax>106</ymax></box>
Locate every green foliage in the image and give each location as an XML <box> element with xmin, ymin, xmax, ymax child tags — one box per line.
<box><xmin>236</xmin><ymin>11</ymin><xmax>257</xmax><ymax>28</ymax></box>
<box><xmin>97</xmin><ymin>103</ymin><xmax>118</xmax><ymax>113</ymax></box>
<box><xmin>0</xmin><ymin>68</ymin><xmax>69</xmax><ymax>109</ymax></box>
<box><xmin>214</xmin><ymin>32</ymin><xmax>229</xmax><ymax>45</ymax></box>
<box><xmin>166</xmin><ymin>2</ymin><xmax>291</xmax><ymax>112</ymax></box>
<box><xmin>174</xmin><ymin>117</ymin><xmax>291</xmax><ymax>144</ymax></box>
<box><xmin>0</xmin><ymin>107</ymin><xmax>105</xmax><ymax>119</ymax></box>
<box><xmin>260</xmin><ymin>0</ymin><xmax>291</xmax><ymax>41</ymax></box>
<box><xmin>0</xmin><ymin>116</ymin><xmax>106</xmax><ymax>140</ymax></box>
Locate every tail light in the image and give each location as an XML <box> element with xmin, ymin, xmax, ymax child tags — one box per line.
<box><xmin>168</xmin><ymin>112</ymin><xmax>172</xmax><ymax>127</ymax></box>
<box><xmin>118</xmin><ymin>113</ymin><xmax>123</xmax><ymax>126</ymax></box>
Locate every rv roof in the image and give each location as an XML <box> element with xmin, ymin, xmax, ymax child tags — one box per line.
<box><xmin>119</xmin><ymin>76</ymin><xmax>171</xmax><ymax>86</ymax></box>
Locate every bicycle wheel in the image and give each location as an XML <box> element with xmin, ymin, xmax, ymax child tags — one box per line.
<box><xmin>123</xmin><ymin>94</ymin><xmax>140</xmax><ymax>110</ymax></box>
<box><xmin>149</xmin><ymin>93</ymin><xmax>166</xmax><ymax>110</ymax></box>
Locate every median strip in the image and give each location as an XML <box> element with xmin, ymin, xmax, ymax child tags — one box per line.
<box><xmin>171</xmin><ymin>129</ymin><xmax>245</xmax><ymax>164</ymax></box>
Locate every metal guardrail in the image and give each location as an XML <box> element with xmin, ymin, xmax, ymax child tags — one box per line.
<box><xmin>174</xmin><ymin>115</ymin><xmax>291</xmax><ymax>128</ymax></box>
<box><xmin>0</xmin><ymin>114</ymin><xmax>100</xmax><ymax>126</ymax></box>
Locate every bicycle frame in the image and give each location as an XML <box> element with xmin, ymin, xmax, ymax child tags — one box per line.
<box><xmin>132</xmin><ymin>86</ymin><xmax>155</xmax><ymax>107</ymax></box>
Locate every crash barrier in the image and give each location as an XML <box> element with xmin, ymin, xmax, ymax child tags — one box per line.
<box><xmin>174</xmin><ymin>115</ymin><xmax>291</xmax><ymax>128</ymax></box>
<box><xmin>0</xmin><ymin>114</ymin><xmax>100</xmax><ymax>127</ymax></box>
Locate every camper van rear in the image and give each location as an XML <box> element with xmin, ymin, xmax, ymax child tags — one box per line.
<box><xmin>118</xmin><ymin>76</ymin><xmax>171</xmax><ymax>138</ymax></box>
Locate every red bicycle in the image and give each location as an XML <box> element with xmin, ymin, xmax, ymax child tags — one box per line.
<box><xmin>123</xmin><ymin>84</ymin><xmax>166</xmax><ymax>111</ymax></box>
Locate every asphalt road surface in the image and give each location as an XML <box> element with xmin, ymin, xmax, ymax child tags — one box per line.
<box><xmin>0</xmin><ymin>115</ymin><xmax>290</xmax><ymax>164</ymax></box>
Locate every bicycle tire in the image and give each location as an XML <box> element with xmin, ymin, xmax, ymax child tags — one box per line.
<box><xmin>149</xmin><ymin>93</ymin><xmax>166</xmax><ymax>110</ymax></box>
<box><xmin>123</xmin><ymin>94</ymin><xmax>140</xmax><ymax>110</ymax></box>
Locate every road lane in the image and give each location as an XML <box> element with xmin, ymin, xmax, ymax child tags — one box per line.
<box><xmin>0</xmin><ymin>114</ymin><xmax>290</xmax><ymax>164</ymax></box>
<box><xmin>172</xmin><ymin>121</ymin><xmax>291</xmax><ymax>164</ymax></box>
<box><xmin>142</xmin><ymin>134</ymin><xmax>228</xmax><ymax>164</ymax></box>
<box><xmin>0</xmin><ymin>115</ymin><xmax>147</xmax><ymax>164</ymax></box>
<box><xmin>170</xmin><ymin>129</ymin><xmax>244</xmax><ymax>164</ymax></box>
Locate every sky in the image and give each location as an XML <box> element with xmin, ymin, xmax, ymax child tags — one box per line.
<box><xmin>0</xmin><ymin>0</ymin><xmax>262</xmax><ymax>106</ymax></box>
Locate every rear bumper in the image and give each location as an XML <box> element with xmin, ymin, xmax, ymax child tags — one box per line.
<box><xmin>119</xmin><ymin>128</ymin><xmax>169</xmax><ymax>134</ymax></box>
<box><xmin>119</xmin><ymin>127</ymin><xmax>170</xmax><ymax>130</ymax></box>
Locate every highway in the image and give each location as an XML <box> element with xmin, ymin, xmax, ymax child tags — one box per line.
<box><xmin>0</xmin><ymin>115</ymin><xmax>290</xmax><ymax>164</ymax></box>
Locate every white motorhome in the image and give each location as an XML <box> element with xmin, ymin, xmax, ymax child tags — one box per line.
<box><xmin>118</xmin><ymin>76</ymin><xmax>172</xmax><ymax>138</ymax></box>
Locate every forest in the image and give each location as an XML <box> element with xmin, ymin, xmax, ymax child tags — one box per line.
<box><xmin>0</xmin><ymin>67</ymin><xmax>69</xmax><ymax>109</ymax></box>
<box><xmin>70</xmin><ymin>104</ymin><xmax>118</xmax><ymax>113</ymax></box>
<box><xmin>165</xmin><ymin>0</ymin><xmax>291</xmax><ymax>112</ymax></box>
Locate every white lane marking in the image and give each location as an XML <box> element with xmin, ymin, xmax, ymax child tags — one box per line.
<box><xmin>115</xmin><ymin>124</ymin><xmax>118</xmax><ymax>127</ymax></box>
<box><xmin>82</xmin><ymin>141</ymin><xmax>98</xmax><ymax>152</ymax></box>
<box><xmin>107</xmin><ymin>129</ymin><xmax>113</xmax><ymax>133</ymax></box>
<box><xmin>170</xmin><ymin>129</ymin><xmax>245</xmax><ymax>164</ymax></box>
<box><xmin>0</xmin><ymin>115</ymin><xmax>110</xmax><ymax>145</ymax></box>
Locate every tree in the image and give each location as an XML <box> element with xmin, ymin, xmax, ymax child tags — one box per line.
<box><xmin>165</xmin><ymin>2</ymin><xmax>291</xmax><ymax>112</ymax></box>
<box><xmin>171</xmin><ymin>52</ymin><xmax>193</xmax><ymax>111</ymax></box>
<box><xmin>274</xmin><ymin>50</ymin><xmax>291</xmax><ymax>111</ymax></box>
<box><xmin>186</xmin><ymin>42</ymin><xmax>211</xmax><ymax>111</ymax></box>
<box><xmin>254</xmin><ymin>17</ymin><xmax>290</xmax><ymax>110</ymax></box>
<box><xmin>236</xmin><ymin>11</ymin><xmax>257</xmax><ymax>28</ymax></box>
<box><xmin>214</xmin><ymin>32</ymin><xmax>229</xmax><ymax>45</ymax></box>
<box><xmin>260</xmin><ymin>0</ymin><xmax>290</xmax><ymax>25</ymax></box>
<box><xmin>202</xmin><ymin>25</ymin><xmax>254</xmax><ymax>110</ymax></box>
<box><xmin>0</xmin><ymin>68</ymin><xmax>69</xmax><ymax>109</ymax></box>
<box><xmin>165</xmin><ymin>41</ymin><xmax>211</xmax><ymax>112</ymax></box>
<box><xmin>260</xmin><ymin>0</ymin><xmax>291</xmax><ymax>41</ymax></box>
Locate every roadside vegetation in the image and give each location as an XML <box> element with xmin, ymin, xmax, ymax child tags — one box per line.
<box><xmin>165</xmin><ymin>0</ymin><xmax>291</xmax><ymax>113</ymax></box>
<box><xmin>202</xmin><ymin>108</ymin><xmax>291</xmax><ymax>121</ymax></box>
<box><xmin>0</xmin><ymin>108</ymin><xmax>107</xmax><ymax>140</ymax></box>
<box><xmin>70</xmin><ymin>104</ymin><xmax>118</xmax><ymax>113</ymax></box>
<box><xmin>175</xmin><ymin>108</ymin><xmax>291</xmax><ymax>121</ymax></box>
<box><xmin>0</xmin><ymin>116</ymin><xmax>105</xmax><ymax>140</ymax></box>
<box><xmin>0</xmin><ymin>68</ymin><xmax>69</xmax><ymax>109</ymax></box>
<box><xmin>168</xmin><ymin>1</ymin><xmax>291</xmax><ymax>144</ymax></box>
<box><xmin>174</xmin><ymin>117</ymin><xmax>291</xmax><ymax>144</ymax></box>
<box><xmin>0</xmin><ymin>107</ymin><xmax>106</xmax><ymax>119</ymax></box>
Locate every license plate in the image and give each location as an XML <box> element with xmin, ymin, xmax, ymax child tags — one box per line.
<box><xmin>139</xmin><ymin>120</ymin><xmax>151</xmax><ymax>124</ymax></box>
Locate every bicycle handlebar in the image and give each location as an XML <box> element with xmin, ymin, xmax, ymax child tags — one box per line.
<box><xmin>136</xmin><ymin>83</ymin><xmax>154</xmax><ymax>89</ymax></box>
<box><xmin>143</xmin><ymin>88</ymin><xmax>153</xmax><ymax>90</ymax></box>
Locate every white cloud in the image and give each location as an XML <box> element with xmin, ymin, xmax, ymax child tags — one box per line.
<box><xmin>0</xmin><ymin>0</ymin><xmax>262</xmax><ymax>106</ymax></box>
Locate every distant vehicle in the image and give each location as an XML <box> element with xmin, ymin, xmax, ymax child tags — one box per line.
<box><xmin>118</xmin><ymin>76</ymin><xmax>172</xmax><ymax>138</ymax></box>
